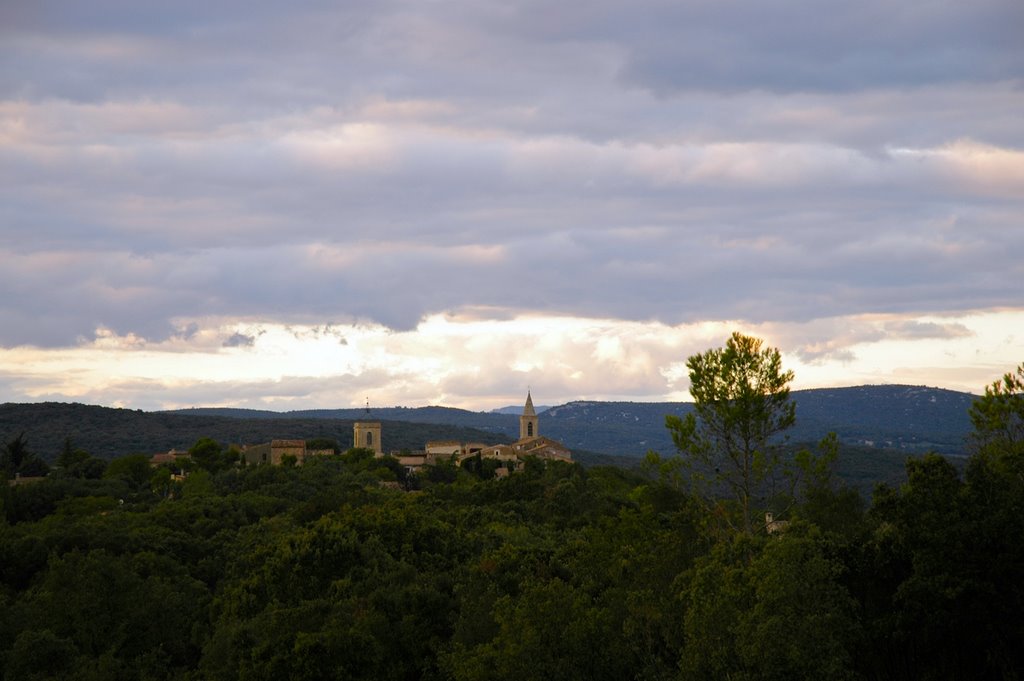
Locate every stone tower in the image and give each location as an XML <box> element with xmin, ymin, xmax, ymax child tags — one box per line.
<box><xmin>353</xmin><ymin>400</ymin><xmax>382</xmax><ymax>456</ymax></box>
<box><xmin>354</xmin><ymin>420</ymin><xmax>382</xmax><ymax>456</ymax></box>
<box><xmin>519</xmin><ymin>391</ymin><xmax>538</xmax><ymax>440</ymax></box>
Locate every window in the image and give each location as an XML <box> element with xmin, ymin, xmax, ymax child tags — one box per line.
<box><xmin>527</xmin><ymin>422</ymin><xmax>534</xmax><ymax>437</ymax></box>
<box><xmin>366</xmin><ymin>432</ymin><xmax>373</xmax><ymax>447</ymax></box>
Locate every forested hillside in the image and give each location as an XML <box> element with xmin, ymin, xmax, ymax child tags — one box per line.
<box><xmin>170</xmin><ymin>405</ymin><xmax>520</xmax><ymax>434</ymax></box>
<box><xmin>0</xmin><ymin>403</ymin><xmax>512</xmax><ymax>460</ymax></box>
<box><xmin>1</xmin><ymin>385</ymin><xmax>973</xmax><ymax>493</ymax></box>
<box><xmin>533</xmin><ymin>385</ymin><xmax>975</xmax><ymax>455</ymax></box>
<box><xmin>164</xmin><ymin>385</ymin><xmax>976</xmax><ymax>457</ymax></box>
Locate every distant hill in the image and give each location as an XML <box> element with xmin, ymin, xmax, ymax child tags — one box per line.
<box><xmin>540</xmin><ymin>385</ymin><xmax>976</xmax><ymax>459</ymax></box>
<box><xmin>788</xmin><ymin>385</ymin><xmax>975</xmax><ymax>454</ymax></box>
<box><xmin>170</xmin><ymin>405</ymin><xmax>520</xmax><ymax>436</ymax></box>
<box><xmin>0</xmin><ymin>402</ymin><xmax>512</xmax><ymax>460</ymax></box>
<box><xmin>0</xmin><ymin>385</ymin><xmax>979</xmax><ymax>493</ymax></box>
<box><xmin>165</xmin><ymin>385</ymin><xmax>976</xmax><ymax>458</ymax></box>
<box><xmin>489</xmin><ymin>404</ymin><xmax>551</xmax><ymax>415</ymax></box>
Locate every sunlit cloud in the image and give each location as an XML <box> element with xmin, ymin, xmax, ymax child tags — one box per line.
<box><xmin>1</xmin><ymin>310</ymin><xmax>1020</xmax><ymax>411</ymax></box>
<box><xmin>1</xmin><ymin>0</ymin><xmax>1021</xmax><ymax>410</ymax></box>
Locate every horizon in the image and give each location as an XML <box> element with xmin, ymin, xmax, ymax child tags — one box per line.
<box><xmin>4</xmin><ymin>380</ymin><xmax>984</xmax><ymax>415</ymax></box>
<box><xmin>2</xmin><ymin>1</ymin><xmax>1021</xmax><ymax>411</ymax></box>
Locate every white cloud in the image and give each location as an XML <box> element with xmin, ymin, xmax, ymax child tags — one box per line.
<box><xmin>1</xmin><ymin>310</ymin><xmax>1020</xmax><ymax>410</ymax></box>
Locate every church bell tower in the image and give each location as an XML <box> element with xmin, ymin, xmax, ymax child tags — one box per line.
<box><xmin>519</xmin><ymin>391</ymin><xmax>538</xmax><ymax>440</ymax></box>
<box><xmin>353</xmin><ymin>398</ymin><xmax>382</xmax><ymax>456</ymax></box>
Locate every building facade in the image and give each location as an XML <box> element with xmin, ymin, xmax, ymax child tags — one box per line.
<box><xmin>242</xmin><ymin>439</ymin><xmax>307</xmax><ymax>465</ymax></box>
<box><xmin>354</xmin><ymin>420</ymin><xmax>382</xmax><ymax>456</ymax></box>
<box><xmin>519</xmin><ymin>391</ymin><xmax>539</xmax><ymax>439</ymax></box>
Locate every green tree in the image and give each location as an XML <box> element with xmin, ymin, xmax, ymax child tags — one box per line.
<box><xmin>4</xmin><ymin>629</ymin><xmax>78</xmax><ymax>681</ymax></box>
<box><xmin>56</xmin><ymin>437</ymin><xmax>90</xmax><ymax>470</ymax></box>
<box><xmin>150</xmin><ymin>467</ymin><xmax>173</xmax><ymax>498</ymax></box>
<box><xmin>679</xmin><ymin>536</ymin><xmax>756</xmax><ymax>679</ymax></box>
<box><xmin>448</xmin><ymin>578</ymin><xmax>630</xmax><ymax>681</ymax></box>
<box><xmin>665</xmin><ymin>332</ymin><xmax>796</xmax><ymax>535</ymax></box>
<box><xmin>340</xmin><ymin>447</ymin><xmax>376</xmax><ymax>468</ymax></box>
<box><xmin>737</xmin><ymin>532</ymin><xmax>858</xmax><ymax>680</ymax></box>
<box><xmin>75</xmin><ymin>457</ymin><xmax>108</xmax><ymax>480</ymax></box>
<box><xmin>103</xmin><ymin>454</ymin><xmax>152</xmax><ymax>489</ymax></box>
<box><xmin>969</xmin><ymin>361</ymin><xmax>1023</xmax><ymax>458</ymax></box>
<box><xmin>188</xmin><ymin>437</ymin><xmax>225</xmax><ymax>473</ymax></box>
<box><xmin>223</xmin><ymin>445</ymin><xmax>240</xmax><ymax>468</ymax></box>
<box><xmin>680</xmin><ymin>531</ymin><xmax>858</xmax><ymax>681</ymax></box>
<box><xmin>949</xmin><ymin>362</ymin><xmax>1024</xmax><ymax>676</ymax></box>
<box><xmin>424</xmin><ymin>459</ymin><xmax>460</xmax><ymax>484</ymax></box>
<box><xmin>12</xmin><ymin>549</ymin><xmax>207</xmax><ymax>679</ymax></box>
<box><xmin>1</xmin><ymin>433</ymin><xmax>49</xmax><ymax>479</ymax></box>
<box><xmin>967</xmin><ymin>360</ymin><xmax>1024</xmax><ymax>475</ymax></box>
<box><xmin>860</xmin><ymin>455</ymin><xmax>982</xmax><ymax>678</ymax></box>
<box><xmin>1</xmin><ymin>433</ymin><xmax>30</xmax><ymax>477</ymax></box>
<box><xmin>182</xmin><ymin>469</ymin><xmax>215</xmax><ymax>498</ymax></box>
<box><xmin>793</xmin><ymin>434</ymin><xmax>865</xmax><ymax>538</ymax></box>
<box><xmin>305</xmin><ymin>438</ymin><xmax>340</xmax><ymax>453</ymax></box>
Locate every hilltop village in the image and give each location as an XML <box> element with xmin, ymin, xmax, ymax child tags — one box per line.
<box><xmin>234</xmin><ymin>392</ymin><xmax>571</xmax><ymax>476</ymax></box>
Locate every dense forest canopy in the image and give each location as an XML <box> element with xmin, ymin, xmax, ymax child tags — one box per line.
<box><xmin>1</xmin><ymin>348</ymin><xmax>1021</xmax><ymax>680</ymax></box>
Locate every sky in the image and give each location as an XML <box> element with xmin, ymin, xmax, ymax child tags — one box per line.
<box><xmin>1</xmin><ymin>0</ymin><xmax>1022</xmax><ymax>411</ymax></box>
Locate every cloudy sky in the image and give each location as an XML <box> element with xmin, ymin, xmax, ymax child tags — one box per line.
<box><xmin>1</xmin><ymin>0</ymin><xmax>1022</xmax><ymax>411</ymax></box>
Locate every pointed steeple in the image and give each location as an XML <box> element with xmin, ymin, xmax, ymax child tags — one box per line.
<box><xmin>523</xmin><ymin>390</ymin><xmax>536</xmax><ymax>417</ymax></box>
<box><xmin>520</xmin><ymin>390</ymin><xmax>538</xmax><ymax>440</ymax></box>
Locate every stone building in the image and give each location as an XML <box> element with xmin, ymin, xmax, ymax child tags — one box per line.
<box><xmin>425</xmin><ymin>440</ymin><xmax>463</xmax><ymax>457</ymax></box>
<box><xmin>404</xmin><ymin>392</ymin><xmax>572</xmax><ymax>473</ymax></box>
<box><xmin>520</xmin><ymin>391</ymin><xmax>539</xmax><ymax>439</ymax></box>
<box><xmin>510</xmin><ymin>391</ymin><xmax>571</xmax><ymax>461</ymax></box>
<box><xmin>242</xmin><ymin>439</ymin><xmax>307</xmax><ymax>466</ymax></box>
<box><xmin>353</xmin><ymin>406</ymin><xmax>383</xmax><ymax>456</ymax></box>
<box><xmin>238</xmin><ymin>393</ymin><xmax>569</xmax><ymax>472</ymax></box>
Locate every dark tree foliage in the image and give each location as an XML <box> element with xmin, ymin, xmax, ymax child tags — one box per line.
<box><xmin>305</xmin><ymin>437</ymin><xmax>341</xmax><ymax>453</ymax></box>
<box><xmin>0</xmin><ymin>432</ymin><xmax>49</xmax><ymax>478</ymax></box>
<box><xmin>103</xmin><ymin>454</ymin><xmax>152</xmax><ymax>489</ymax></box>
<box><xmin>1</xmin><ymin>432</ymin><xmax>30</xmax><ymax>475</ymax></box>
<box><xmin>1</xmin><ymin>365</ymin><xmax>1022</xmax><ymax>680</ymax></box>
<box><xmin>188</xmin><ymin>437</ymin><xmax>226</xmax><ymax>473</ymax></box>
<box><xmin>969</xmin><ymin>362</ymin><xmax>1024</xmax><ymax>456</ymax></box>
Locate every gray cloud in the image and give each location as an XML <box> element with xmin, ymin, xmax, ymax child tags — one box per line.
<box><xmin>882</xmin><ymin>321</ymin><xmax>974</xmax><ymax>340</ymax></box>
<box><xmin>1</xmin><ymin>0</ymin><xmax>1022</xmax><ymax>348</ymax></box>
<box><xmin>614</xmin><ymin>0</ymin><xmax>1023</xmax><ymax>95</ymax></box>
<box><xmin>222</xmin><ymin>331</ymin><xmax>258</xmax><ymax>348</ymax></box>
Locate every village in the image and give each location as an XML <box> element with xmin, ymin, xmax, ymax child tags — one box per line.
<box><xmin>147</xmin><ymin>392</ymin><xmax>571</xmax><ymax>479</ymax></box>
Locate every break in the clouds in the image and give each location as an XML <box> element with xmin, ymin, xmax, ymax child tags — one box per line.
<box><xmin>1</xmin><ymin>312</ymin><xmax>1020</xmax><ymax>411</ymax></box>
<box><xmin>1</xmin><ymin>0</ymin><xmax>1022</xmax><ymax>408</ymax></box>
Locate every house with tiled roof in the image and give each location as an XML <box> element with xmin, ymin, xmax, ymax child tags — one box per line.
<box><xmin>399</xmin><ymin>392</ymin><xmax>572</xmax><ymax>474</ymax></box>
